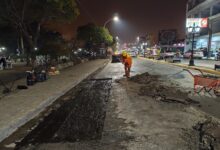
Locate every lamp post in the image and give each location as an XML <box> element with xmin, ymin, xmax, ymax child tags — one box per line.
<box><xmin>187</xmin><ymin>23</ymin><xmax>201</xmax><ymax>66</ymax></box>
<box><xmin>104</xmin><ymin>15</ymin><xmax>119</xmax><ymax>28</ymax></box>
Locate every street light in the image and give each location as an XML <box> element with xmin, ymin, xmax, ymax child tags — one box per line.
<box><xmin>137</xmin><ymin>36</ymin><xmax>140</xmax><ymax>42</ymax></box>
<box><xmin>104</xmin><ymin>15</ymin><xmax>119</xmax><ymax>28</ymax></box>
<box><xmin>113</xmin><ymin>16</ymin><xmax>119</xmax><ymax>22</ymax></box>
<box><xmin>0</xmin><ymin>47</ymin><xmax>6</xmax><ymax>52</ymax></box>
<box><xmin>187</xmin><ymin>23</ymin><xmax>201</xmax><ymax>66</ymax></box>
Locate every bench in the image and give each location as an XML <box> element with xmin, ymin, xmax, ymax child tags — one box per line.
<box><xmin>215</xmin><ymin>64</ymin><xmax>220</xmax><ymax>70</ymax></box>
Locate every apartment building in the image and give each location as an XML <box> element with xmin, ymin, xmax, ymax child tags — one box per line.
<box><xmin>186</xmin><ymin>0</ymin><xmax>220</xmax><ymax>55</ymax></box>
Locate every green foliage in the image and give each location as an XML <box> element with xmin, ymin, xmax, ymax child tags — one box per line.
<box><xmin>0</xmin><ymin>0</ymin><xmax>79</xmax><ymax>60</ymax></box>
<box><xmin>77</xmin><ymin>23</ymin><xmax>113</xmax><ymax>46</ymax></box>
<box><xmin>37</xmin><ymin>30</ymin><xmax>70</xmax><ymax>59</ymax></box>
<box><xmin>111</xmin><ymin>37</ymin><xmax>117</xmax><ymax>51</ymax></box>
<box><xmin>30</xmin><ymin>0</ymin><xmax>79</xmax><ymax>22</ymax></box>
<box><xmin>0</xmin><ymin>0</ymin><xmax>79</xmax><ymax>24</ymax></box>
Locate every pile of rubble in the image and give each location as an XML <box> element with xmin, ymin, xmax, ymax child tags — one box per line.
<box><xmin>129</xmin><ymin>72</ymin><xmax>160</xmax><ymax>85</ymax></box>
<box><xmin>193</xmin><ymin>120</ymin><xmax>220</xmax><ymax>149</ymax></box>
<box><xmin>129</xmin><ymin>72</ymin><xmax>199</xmax><ymax>105</ymax></box>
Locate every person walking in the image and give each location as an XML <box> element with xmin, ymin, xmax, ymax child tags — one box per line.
<box><xmin>121</xmin><ymin>51</ymin><xmax>132</xmax><ymax>78</ymax></box>
<box><xmin>1</xmin><ymin>56</ymin><xmax>6</xmax><ymax>70</ymax></box>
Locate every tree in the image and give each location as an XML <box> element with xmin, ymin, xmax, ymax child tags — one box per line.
<box><xmin>0</xmin><ymin>0</ymin><xmax>79</xmax><ymax>65</ymax></box>
<box><xmin>0</xmin><ymin>26</ymin><xmax>18</xmax><ymax>55</ymax></box>
<box><xmin>37</xmin><ymin>30</ymin><xmax>70</xmax><ymax>63</ymax></box>
<box><xmin>76</xmin><ymin>23</ymin><xmax>113</xmax><ymax>50</ymax></box>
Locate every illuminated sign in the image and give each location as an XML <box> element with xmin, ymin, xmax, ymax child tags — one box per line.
<box><xmin>186</xmin><ymin>18</ymin><xmax>208</xmax><ymax>28</ymax></box>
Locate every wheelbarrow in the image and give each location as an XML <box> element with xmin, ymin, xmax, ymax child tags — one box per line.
<box><xmin>184</xmin><ymin>69</ymin><xmax>220</xmax><ymax>96</ymax></box>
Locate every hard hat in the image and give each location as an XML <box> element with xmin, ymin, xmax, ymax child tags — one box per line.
<box><xmin>122</xmin><ymin>51</ymin><xmax>127</xmax><ymax>57</ymax></box>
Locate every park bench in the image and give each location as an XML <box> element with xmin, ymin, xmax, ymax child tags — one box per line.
<box><xmin>215</xmin><ymin>64</ymin><xmax>220</xmax><ymax>70</ymax></box>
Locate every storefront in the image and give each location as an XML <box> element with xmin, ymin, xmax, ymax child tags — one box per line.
<box><xmin>194</xmin><ymin>33</ymin><xmax>220</xmax><ymax>52</ymax></box>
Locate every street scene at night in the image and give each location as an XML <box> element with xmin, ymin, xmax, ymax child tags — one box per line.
<box><xmin>0</xmin><ymin>0</ymin><xmax>220</xmax><ymax>150</ymax></box>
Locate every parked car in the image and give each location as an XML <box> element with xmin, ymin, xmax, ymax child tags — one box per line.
<box><xmin>195</xmin><ymin>50</ymin><xmax>204</xmax><ymax>59</ymax></box>
<box><xmin>160</xmin><ymin>50</ymin><xmax>175</xmax><ymax>60</ymax></box>
<box><xmin>183</xmin><ymin>51</ymin><xmax>191</xmax><ymax>59</ymax></box>
<box><xmin>183</xmin><ymin>50</ymin><xmax>204</xmax><ymax>59</ymax></box>
<box><xmin>127</xmin><ymin>51</ymin><xmax>137</xmax><ymax>57</ymax></box>
<box><xmin>112</xmin><ymin>51</ymin><xmax>121</xmax><ymax>63</ymax></box>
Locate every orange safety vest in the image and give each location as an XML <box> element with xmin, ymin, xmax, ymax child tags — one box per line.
<box><xmin>123</xmin><ymin>55</ymin><xmax>132</xmax><ymax>67</ymax></box>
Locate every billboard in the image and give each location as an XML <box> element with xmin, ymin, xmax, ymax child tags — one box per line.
<box><xmin>186</xmin><ymin>18</ymin><xmax>208</xmax><ymax>28</ymax></box>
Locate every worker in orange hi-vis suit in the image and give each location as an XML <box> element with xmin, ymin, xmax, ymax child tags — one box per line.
<box><xmin>121</xmin><ymin>51</ymin><xmax>132</xmax><ymax>78</ymax></box>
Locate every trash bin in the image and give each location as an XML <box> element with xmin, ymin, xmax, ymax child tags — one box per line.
<box><xmin>26</xmin><ymin>71</ymin><xmax>35</xmax><ymax>86</ymax></box>
<box><xmin>36</xmin><ymin>71</ymin><xmax>47</xmax><ymax>82</ymax></box>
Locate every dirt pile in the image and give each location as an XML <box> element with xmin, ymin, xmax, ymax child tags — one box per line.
<box><xmin>129</xmin><ymin>72</ymin><xmax>199</xmax><ymax>105</ymax></box>
<box><xmin>193</xmin><ymin>120</ymin><xmax>220</xmax><ymax>150</ymax></box>
<box><xmin>129</xmin><ymin>72</ymin><xmax>159</xmax><ymax>84</ymax></box>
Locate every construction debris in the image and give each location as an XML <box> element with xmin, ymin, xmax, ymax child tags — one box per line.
<box><xmin>127</xmin><ymin>72</ymin><xmax>198</xmax><ymax>105</ymax></box>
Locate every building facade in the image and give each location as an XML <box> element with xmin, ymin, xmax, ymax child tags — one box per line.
<box><xmin>186</xmin><ymin>0</ymin><xmax>220</xmax><ymax>56</ymax></box>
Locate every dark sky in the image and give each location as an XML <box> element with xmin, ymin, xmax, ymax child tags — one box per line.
<box><xmin>54</xmin><ymin>0</ymin><xmax>187</xmax><ymax>42</ymax></box>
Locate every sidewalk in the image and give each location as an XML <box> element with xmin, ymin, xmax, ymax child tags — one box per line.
<box><xmin>0</xmin><ymin>59</ymin><xmax>108</xmax><ymax>142</ymax></box>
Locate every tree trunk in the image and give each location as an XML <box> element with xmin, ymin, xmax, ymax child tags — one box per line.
<box><xmin>20</xmin><ymin>36</ymin><xmax>25</xmax><ymax>55</ymax></box>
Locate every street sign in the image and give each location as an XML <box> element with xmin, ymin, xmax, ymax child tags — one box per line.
<box><xmin>186</xmin><ymin>18</ymin><xmax>208</xmax><ymax>28</ymax></box>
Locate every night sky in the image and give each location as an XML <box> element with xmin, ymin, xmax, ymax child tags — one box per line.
<box><xmin>52</xmin><ymin>0</ymin><xmax>188</xmax><ymax>42</ymax></box>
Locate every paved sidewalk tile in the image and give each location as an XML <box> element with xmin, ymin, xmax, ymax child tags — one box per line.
<box><xmin>0</xmin><ymin>59</ymin><xmax>108</xmax><ymax>142</ymax></box>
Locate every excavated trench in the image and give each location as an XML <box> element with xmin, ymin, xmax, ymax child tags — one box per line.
<box><xmin>15</xmin><ymin>78</ymin><xmax>112</xmax><ymax>150</ymax></box>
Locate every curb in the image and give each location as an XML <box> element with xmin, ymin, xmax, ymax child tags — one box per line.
<box><xmin>0</xmin><ymin>60</ymin><xmax>109</xmax><ymax>143</ymax></box>
<box><xmin>138</xmin><ymin>57</ymin><xmax>220</xmax><ymax>76</ymax></box>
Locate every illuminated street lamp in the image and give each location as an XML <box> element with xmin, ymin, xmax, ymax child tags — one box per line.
<box><xmin>104</xmin><ymin>15</ymin><xmax>119</xmax><ymax>28</ymax></box>
<box><xmin>113</xmin><ymin>16</ymin><xmax>119</xmax><ymax>22</ymax></box>
<box><xmin>187</xmin><ymin>23</ymin><xmax>201</xmax><ymax>66</ymax></box>
<box><xmin>137</xmin><ymin>36</ymin><xmax>140</xmax><ymax>43</ymax></box>
<box><xmin>0</xmin><ymin>47</ymin><xmax>6</xmax><ymax>52</ymax></box>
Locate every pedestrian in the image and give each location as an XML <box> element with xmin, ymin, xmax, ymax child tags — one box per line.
<box><xmin>121</xmin><ymin>51</ymin><xmax>132</xmax><ymax>78</ymax></box>
<box><xmin>1</xmin><ymin>56</ymin><xmax>6</xmax><ymax>69</ymax></box>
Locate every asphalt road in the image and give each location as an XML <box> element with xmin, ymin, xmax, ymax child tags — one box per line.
<box><xmin>96</xmin><ymin>57</ymin><xmax>196</xmax><ymax>89</ymax></box>
<box><xmin>97</xmin><ymin>57</ymin><xmax>220</xmax><ymax>119</ymax></box>
<box><xmin>2</xmin><ymin>58</ymin><xmax>220</xmax><ymax>150</ymax></box>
